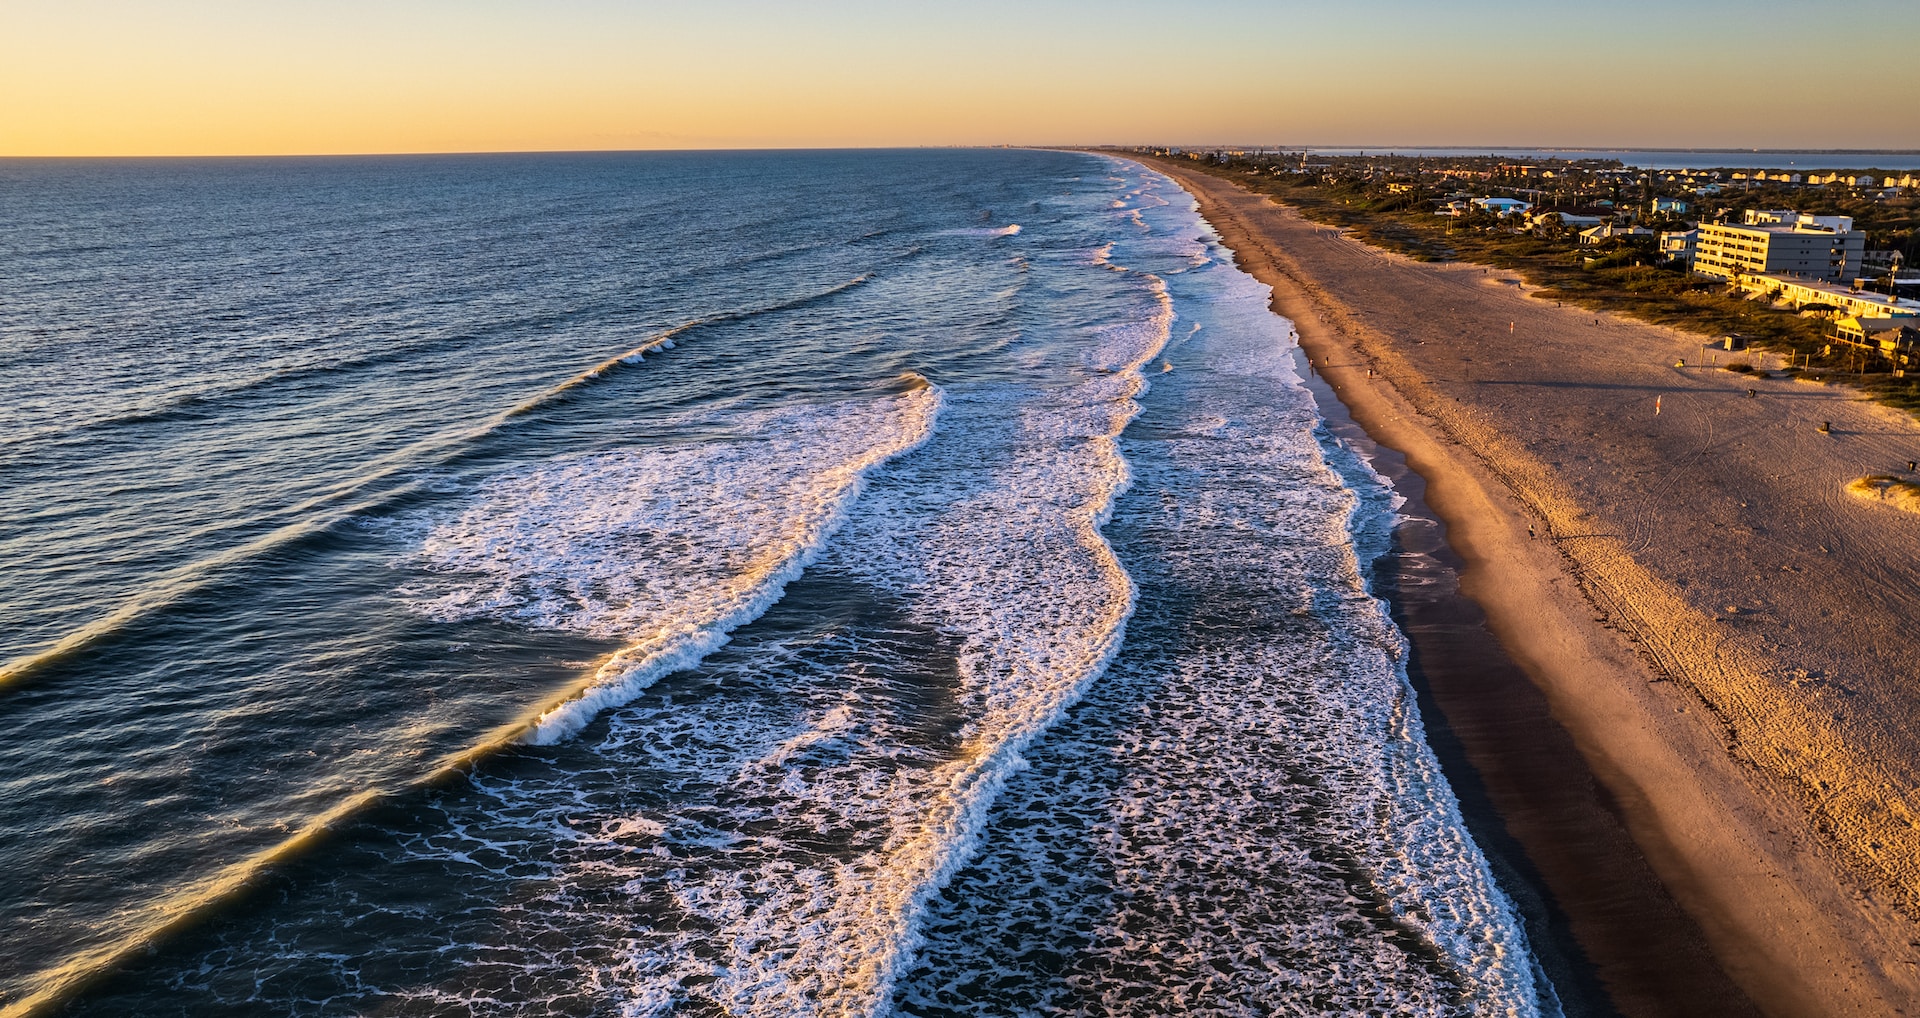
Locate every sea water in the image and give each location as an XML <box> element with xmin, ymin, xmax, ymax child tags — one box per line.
<box><xmin>0</xmin><ymin>150</ymin><xmax>1553</xmax><ymax>1016</ymax></box>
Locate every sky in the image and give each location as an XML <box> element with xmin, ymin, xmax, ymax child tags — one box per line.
<box><xmin>4</xmin><ymin>0</ymin><xmax>1918</xmax><ymax>156</ymax></box>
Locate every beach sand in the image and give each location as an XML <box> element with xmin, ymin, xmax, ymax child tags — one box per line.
<box><xmin>1138</xmin><ymin>157</ymin><xmax>1920</xmax><ymax>1016</ymax></box>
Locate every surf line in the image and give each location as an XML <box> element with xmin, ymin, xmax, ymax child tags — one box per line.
<box><xmin>519</xmin><ymin>373</ymin><xmax>941</xmax><ymax>744</ymax></box>
<box><xmin>0</xmin><ymin>272</ymin><xmax>881</xmax><ymax>700</ymax></box>
<box><xmin>854</xmin><ymin>262</ymin><xmax>1178</xmax><ymax>1015</ymax></box>
<box><xmin>649</xmin><ymin>259</ymin><xmax>1175</xmax><ymax>1015</ymax></box>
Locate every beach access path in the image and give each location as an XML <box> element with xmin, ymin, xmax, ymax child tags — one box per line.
<box><xmin>1136</xmin><ymin>157</ymin><xmax>1920</xmax><ymax>1017</ymax></box>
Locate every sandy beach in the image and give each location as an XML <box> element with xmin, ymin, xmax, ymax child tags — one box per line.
<box><xmin>1137</xmin><ymin>157</ymin><xmax>1920</xmax><ymax>1016</ymax></box>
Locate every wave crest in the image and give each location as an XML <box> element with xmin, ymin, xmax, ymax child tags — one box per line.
<box><xmin>403</xmin><ymin>380</ymin><xmax>941</xmax><ymax>744</ymax></box>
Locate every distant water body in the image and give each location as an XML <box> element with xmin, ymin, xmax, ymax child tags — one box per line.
<box><xmin>1302</xmin><ymin>147</ymin><xmax>1920</xmax><ymax>172</ymax></box>
<box><xmin>0</xmin><ymin>150</ymin><xmax>1555</xmax><ymax>1016</ymax></box>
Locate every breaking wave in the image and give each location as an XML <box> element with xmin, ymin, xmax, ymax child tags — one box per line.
<box><xmin>406</xmin><ymin>377</ymin><xmax>941</xmax><ymax>744</ymax></box>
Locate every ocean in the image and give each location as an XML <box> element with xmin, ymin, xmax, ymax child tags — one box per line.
<box><xmin>0</xmin><ymin>149</ymin><xmax>1553</xmax><ymax>1016</ymax></box>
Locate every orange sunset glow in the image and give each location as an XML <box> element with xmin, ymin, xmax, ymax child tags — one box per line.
<box><xmin>5</xmin><ymin>0</ymin><xmax>1916</xmax><ymax>156</ymax></box>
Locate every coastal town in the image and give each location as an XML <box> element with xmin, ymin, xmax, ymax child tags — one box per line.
<box><xmin>1145</xmin><ymin>148</ymin><xmax>1920</xmax><ymax>393</ymax></box>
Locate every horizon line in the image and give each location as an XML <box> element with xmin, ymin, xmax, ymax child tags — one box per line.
<box><xmin>4</xmin><ymin>143</ymin><xmax>1919</xmax><ymax>161</ymax></box>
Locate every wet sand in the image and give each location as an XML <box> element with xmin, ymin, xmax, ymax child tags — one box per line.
<box><xmin>1299</xmin><ymin>347</ymin><xmax>1759</xmax><ymax>1017</ymax></box>
<box><xmin>1137</xmin><ymin>157</ymin><xmax>1920</xmax><ymax>1016</ymax></box>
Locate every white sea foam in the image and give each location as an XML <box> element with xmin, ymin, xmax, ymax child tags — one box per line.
<box><xmin>1318</xmin><ymin>389</ymin><xmax>1558</xmax><ymax>1018</ymax></box>
<box><xmin>885</xmin><ymin>161</ymin><xmax>1550</xmax><ymax>1018</ymax></box>
<box><xmin>403</xmin><ymin>382</ymin><xmax>940</xmax><ymax>743</ymax></box>
<box><xmin>1146</xmin><ymin>158</ymin><xmax>1549</xmax><ymax>1011</ymax></box>
<box><xmin>570</xmin><ymin>226</ymin><xmax>1180</xmax><ymax>1018</ymax></box>
<box><xmin>1192</xmin><ymin>160</ymin><xmax>1543</xmax><ymax>1013</ymax></box>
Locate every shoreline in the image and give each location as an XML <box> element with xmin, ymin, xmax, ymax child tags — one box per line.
<box><xmin>1136</xmin><ymin>156</ymin><xmax>1920</xmax><ymax>1016</ymax></box>
<box><xmin>1294</xmin><ymin>347</ymin><xmax>1755</xmax><ymax>1016</ymax></box>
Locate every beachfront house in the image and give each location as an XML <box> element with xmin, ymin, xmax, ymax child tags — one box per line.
<box><xmin>1835</xmin><ymin>315</ymin><xmax>1913</xmax><ymax>344</ymax></box>
<box><xmin>1834</xmin><ymin>316</ymin><xmax>1920</xmax><ymax>369</ymax></box>
<box><xmin>1529</xmin><ymin>210</ymin><xmax>1605</xmax><ymax>231</ymax></box>
<box><xmin>1660</xmin><ymin>229</ymin><xmax>1698</xmax><ymax>267</ymax></box>
<box><xmin>1693</xmin><ymin>210</ymin><xmax>1865</xmax><ymax>283</ymax></box>
<box><xmin>1653</xmin><ymin>198</ymin><xmax>1691</xmax><ymax>215</ymax></box>
<box><xmin>1470</xmin><ymin>197</ymin><xmax>1531</xmax><ymax>217</ymax></box>
<box><xmin>1578</xmin><ymin>223</ymin><xmax>1653</xmax><ymax>246</ymax></box>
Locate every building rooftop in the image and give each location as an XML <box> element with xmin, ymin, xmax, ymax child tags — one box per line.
<box><xmin>1838</xmin><ymin>315</ymin><xmax>1919</xmax><ymax>333</ymax></box>
<box><xmin>1715</xmin><ymin>222</ymin><xmax>1851</xmax><ymax>236</ymax></box>
<box><xmin>1739</xmin><ymin>209</ymin><xmax>1854</xmax><ymax>232</ymax></box>
<box><xmin>1758</xmin><ymin>274</ymin><xmax>1920</xmax><ymax>316</ymax></box>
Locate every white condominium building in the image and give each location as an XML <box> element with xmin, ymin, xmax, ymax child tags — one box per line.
<box><xmin>1692</xmin><ymin>209</ymin><xmax>1865</xmax><ymax>282</ymax></box>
